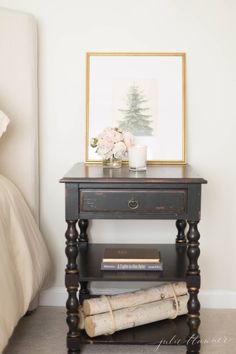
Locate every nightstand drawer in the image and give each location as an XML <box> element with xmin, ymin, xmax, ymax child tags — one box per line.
<box><xmin>80</xmin><ymin>189</ymin><xmax>187</xmax><ymax>216</ymax></box>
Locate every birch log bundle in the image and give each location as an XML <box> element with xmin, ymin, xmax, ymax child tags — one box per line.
<box><xmin>80</xmin><ymin>282</ymin><xmax>189</xmax><ymax>337</ymax></box>
<box><xmin>84</xmin><ymin>294</ymin><xmax>188</xmax><ymax>337</ymax></box>
<box><xmin>83</xmin><ymin>282</ymin><xmax>187</xmax><ymax>316</ymax></box>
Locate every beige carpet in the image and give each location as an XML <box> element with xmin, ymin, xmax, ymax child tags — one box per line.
<box><xmin>4</xmin><ymin>307</ymin><xmax>236</xmax><ymax>354</ymax></box>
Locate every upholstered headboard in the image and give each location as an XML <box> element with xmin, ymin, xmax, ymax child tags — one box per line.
<box><xmin>0</xmin><ymin>8</ymin><xmax>39</xmax><ymax>219</ymax></box>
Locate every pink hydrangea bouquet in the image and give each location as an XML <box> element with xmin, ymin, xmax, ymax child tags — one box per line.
<box><xmin>90</xmin><ymin>127</ymin><xmax>134</xmax><ymax>161</ymax></box>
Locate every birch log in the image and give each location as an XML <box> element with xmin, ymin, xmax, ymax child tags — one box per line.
<box><xmin>85</xmin><ymin>294</ymin><xmax>188</xmax><ymax>337</ymax></box>
<box><xmin>79</xmin><ymin>306</ymin><xmax>85</xmax><ymax>330</ymax></box>
<box><xmin>83</xmin><ymin>282</ymin><xmax>187</xmax><ymax>316</ymax></box>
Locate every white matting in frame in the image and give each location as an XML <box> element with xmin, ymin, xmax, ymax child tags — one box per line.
<box><xmin>86</xmin><ymin>53</ymin><xmax>186</xmax><ymax>164</ymax></box>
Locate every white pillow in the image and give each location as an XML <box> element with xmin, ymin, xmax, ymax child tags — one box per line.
<box><xmin>0</xmin><ymin>110</ymin><xmax>10</xmax><ymax>138</ymax></box>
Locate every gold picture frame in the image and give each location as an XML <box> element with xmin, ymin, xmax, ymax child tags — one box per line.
<box><xmin>85</xmin><ymin>52</ymin><xmax>186</xmax><ymax>165</ymax></box>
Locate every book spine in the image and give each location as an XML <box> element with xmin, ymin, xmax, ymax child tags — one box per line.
<box><xmin>101</xmin><ymin>263</ymin><xmax>163</xmax><ymax>271</ymax></box>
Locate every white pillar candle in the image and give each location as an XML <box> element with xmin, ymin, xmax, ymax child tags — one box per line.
<box><xmin>128</xmin><ymin>145</ymin><xmax>147</xmax><ymax>171</ymax></box>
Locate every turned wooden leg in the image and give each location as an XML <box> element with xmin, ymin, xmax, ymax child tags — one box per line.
<box><xmin>78</xmin><ymin>219</ymin><xmax>88</xmax><ymax>242</ymax></box>
<box><xmin>186</xmin><ymin>220</ymin><xmax>201</xmax><ymax>354</ymax></box>
<box><xmin>78</xmin><ymin>219</ymin><xmax>90</xmax><ymax>304</ymax></box>
<box><xmin>176</xmin><ymin>219</ymin><xmax>187</xmax><ymax>243</ymax></box>
<box><xmin>79</xmin><ymin>281</ymin><xmax>90</xmax><ymax>304</ymax></box>
<box><xmin>65</xmin><ymin>220</ymin><xmax>80</xmax><ymax>354</ymax></box>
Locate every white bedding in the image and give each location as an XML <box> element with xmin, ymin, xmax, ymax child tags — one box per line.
<box><xmin>0</xmin><ymin>175</ymin><xmax>50</xmax><ymax>352</ymax></box>
<box><xmin>0</xmin><ymin>8</ymin><xmax>39</xmax><ymax>219</ymax></box>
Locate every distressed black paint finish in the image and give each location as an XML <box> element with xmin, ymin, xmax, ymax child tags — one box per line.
<box><xmin>81</xmin><ymin>189</ymin><xmax>187</xmax><ymax>216</ymax></box>
<box><xmin>65</xmin><ymin>220</ymin><xmax>80</xmax><ymax>353</ymax></box>
<box><xmin>79</xmin><ymin>281</ymin><xmax>90</xmax><ymax>304</ymax></box>
<box><xmin>60</xmin><ymin>163</ymin><xmax>207</xmax><ymax>185</ymax></box>
<box><xmin>176</xmin><ymin>219</ymin><xmax>187</xmax><ymax>243</ymax></box>
<box><xmin>61</xmin><ymin>163</ymin><xmax>207</xmax><ymax>354</ymax></box>
<box><xmin>186</xmin><ymin>221</ymin><xmax>201</xmax><ymax>354</ymax></box>
<box><xmin>78</xmin><ymin>219</ymin><xmax>89</xmax><ymax>243</ymax></box>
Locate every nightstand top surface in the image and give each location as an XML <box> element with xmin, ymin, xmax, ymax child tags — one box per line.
<box><xmin>60</xmin><ymin>163</ymin><xmax>207</xmax><ymax>184</ymax></box>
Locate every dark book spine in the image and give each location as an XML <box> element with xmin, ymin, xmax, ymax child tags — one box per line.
<box><xmin>101</xmin><ymin>263</ymin><xmax>163</xmax><ymax>271</ymax></box>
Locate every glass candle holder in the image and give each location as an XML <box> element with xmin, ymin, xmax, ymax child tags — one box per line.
<box><xmin>128</xmin><ymin>145</ymin><xmax>147</xmax><ymax>171</ymax></box>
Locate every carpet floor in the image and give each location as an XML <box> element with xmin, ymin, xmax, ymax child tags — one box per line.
<box><xmin>4</xmin><ymin>307</ymin><xmax>236</xmax><ymax>354</ymax></box>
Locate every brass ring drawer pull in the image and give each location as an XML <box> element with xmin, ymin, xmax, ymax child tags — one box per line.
<box><xmin>128</xmin><ymin>199</ymin><xmax>139</xmax><ymax>210</ymax></box>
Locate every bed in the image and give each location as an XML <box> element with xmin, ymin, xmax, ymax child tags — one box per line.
<box><xmin>0</xmin><ymin>8</ymin><xmax>50</xmax><ymax>352</ymax></box>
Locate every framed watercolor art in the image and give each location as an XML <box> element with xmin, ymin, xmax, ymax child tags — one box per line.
<box><xmin>85</xmin><ymin>52</ymin><xmax>186</xmax><ymax>164</ymax></box>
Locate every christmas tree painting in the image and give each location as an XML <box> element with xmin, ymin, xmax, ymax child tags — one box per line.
<box><xmin>118</xmin><ymin>83</ymin><xmax>153</xmax><ymax>136</ymax></box>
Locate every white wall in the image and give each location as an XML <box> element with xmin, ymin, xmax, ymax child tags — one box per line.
<box><xmin>0</xmin><ymin>0</ymin><xmax>236</xmax><ymax>307</ymax></box>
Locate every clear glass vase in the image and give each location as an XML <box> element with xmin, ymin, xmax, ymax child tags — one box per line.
<box><xmin>102</xmin><ymin>157</ymin><xmax>122</xmax><ymax>169</ymax></box>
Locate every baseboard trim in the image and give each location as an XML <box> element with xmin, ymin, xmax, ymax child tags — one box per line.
<box><xmin>199</xmin><ymin>290</ymin><xmax>236</xmax><ymax>309</ymax></box>
<box><xmin>39</xmin><ymin>287</ymin><xmax>236</xmax><ymax>309</ymax></box>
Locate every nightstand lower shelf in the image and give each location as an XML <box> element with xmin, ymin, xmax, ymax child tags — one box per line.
<box><xmin>79</xmin><ymin>315</ymin><xmax>188</xmax><ymax>345</ymax></box>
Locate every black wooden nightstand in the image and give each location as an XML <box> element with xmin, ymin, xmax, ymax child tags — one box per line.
<box><xmin>60</xmin><ymin>163</ymin><xmax>207</xmax><ymax>354</ymax></box>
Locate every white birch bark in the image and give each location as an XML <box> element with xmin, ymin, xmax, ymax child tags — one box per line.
<box><xmin>83</xmin><ymin>282</ymin><xmax>187</xmax><ymax>316</ymax></box>
<box><xmin>84</xmin><ymin>294</ymin><xmax>188</xmax><ymax>337</ymax></box>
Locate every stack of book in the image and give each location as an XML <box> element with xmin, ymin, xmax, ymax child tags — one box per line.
<box><xmin>101</xmin><ymin>247</ymin><xmax>163</xmax><ymax>271</ymax></box>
